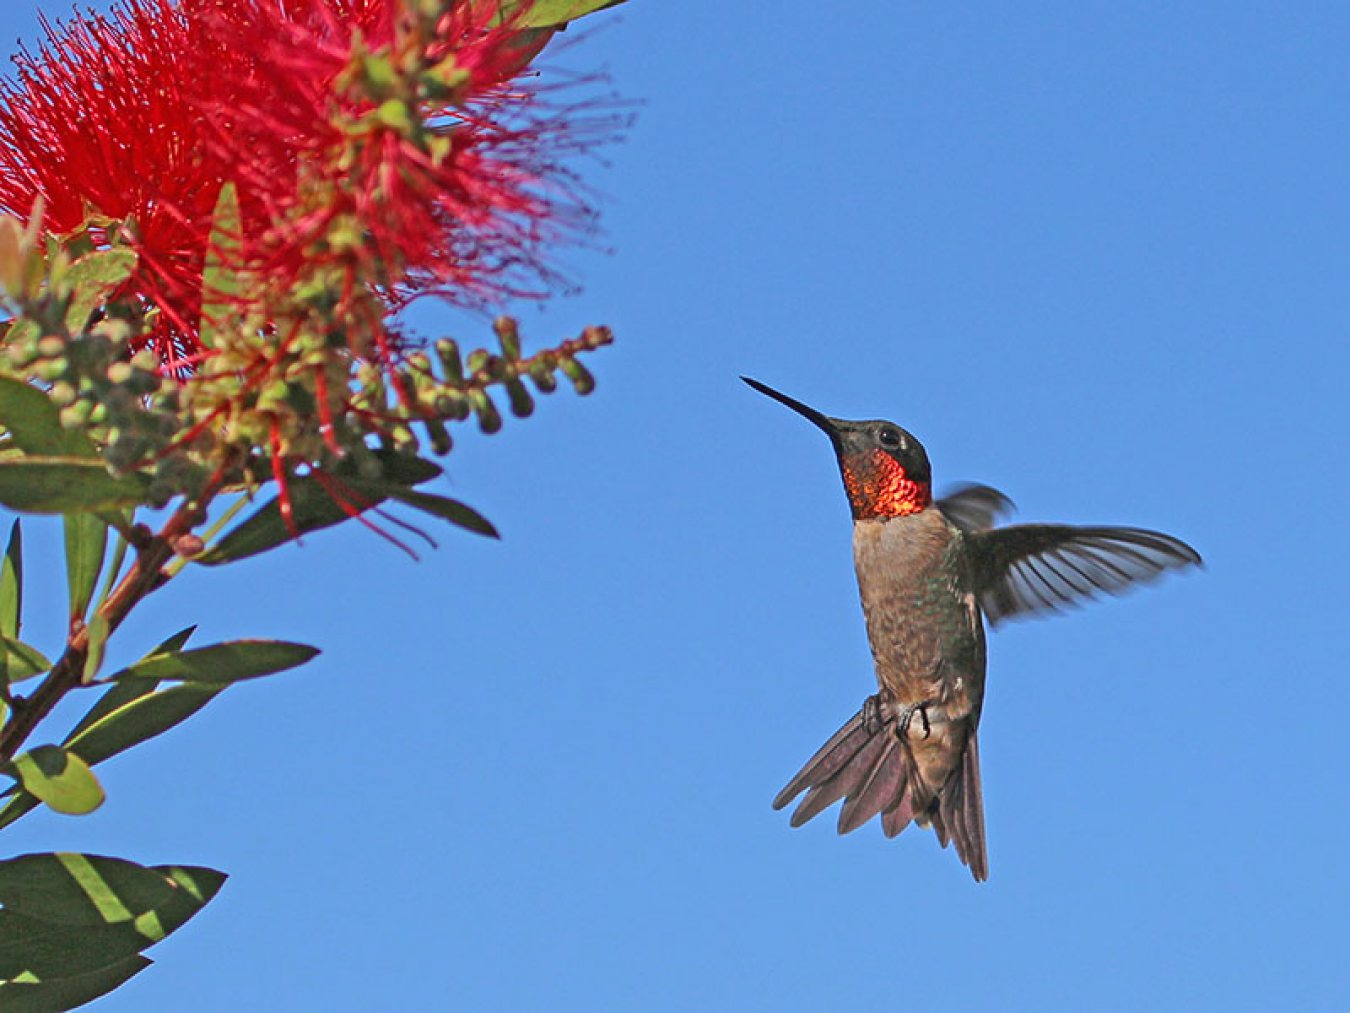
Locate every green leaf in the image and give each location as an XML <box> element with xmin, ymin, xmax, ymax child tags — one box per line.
<box><xmin>198</xmin><ymin>476</ymin><xmax>374</xmax><ymax>563</ymax></box>
<box><xmin>93</xmin><ymin>522</ymin><xmax>130</xmax><ymax>611</ymax></box>
<box><xmin>0</xmin><ymin>683</ymin><xmax>221</xmax><ymax>832</ymax></box>
<box><xmin>0</xmin><ymin>458</ymin><xmax>149</xmax><ymax>514</ymax></box>
<box><xmin>0</xmin><ymin>519</ymin><xmax>20</xmax><ymax>641</ymax></box>
<box><xmin>0</xmin><ymin>792</ymin><xmax>40</xmax><ymax>833</ymax></box>
<box><xmin>62</xmin><ymin>249</ymin><xmax>137</xmax><ymax>333</ymax></box>
<box><xmin>199</xmin><ymin>183</ymin><xmax>243</xmax><ymax>350</ymax></box>
<box><xmin>0</xmin><ymin>521</ymin><xmax>22</xmax><ymax>683</ymax></box>
<box><xmin>62</xmin><ymin>685</ymin><xmax>221</xmax><ymax>768</ymax></box>
<box><xmin>0</xmin><ymin>954</ymin><xmax>150</xmax><ymax>1011</ymax></box>
<box><xmin>107</xmin><ymin>640</ymin><xmax>319</xmax><ymax>684</ymax></box>
<box><xmin>0</xmin><ymin>636</ymin><xmax>51</xmax><ymax>681</ymax></box>
<box><xmin>0</xmin><ymin>378</ymin><xmax>96</xmax><ymax>459</ymax></box>
<box><xmin>383</xmin><ymin>487</ymin><xmax>499</xmax><ymax>539</ymax></box>
<box><xmin>0</xmin><ymin>863</ymin><xmax>224</xmax><ymax>985</ymax></box>
<box><xmin>0</xmin><ymin>853</ymin><xmax>174</xmax><ymax>925</ymax></box>
<box><xmin>66</xmin><ymin>626</ymin><xmax>197</xmax><ymax>741</ymax></box>
<box><xmin>63</xmin><ymin>513</ymin><xmax>107</xmax><ymax>621</ymax></box>
<box><xmin>82</xmin><ymin>615</ymin><xmax>109</xmax><ymax>684</ymax></box>
<box><xmin>504</xmin><ymin>0</ymin><xmax>627</xmax><ymax>28</ymax></box>
<box><xmin>0</xmin><ymin>911</ymin><xmax>151</xmax><ymax>989</ymax></box>
<box><xmin>9</xmin><ymin>748</ymin><xmax>104</xmax><ymax>816</ymax></box>
<box><xmin>200</xmin><ymin>452</ymin><xmax>444</xmax><ymax>565</ymax></box>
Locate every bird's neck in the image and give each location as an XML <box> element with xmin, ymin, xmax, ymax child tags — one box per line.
<box><xmin>840</xmin><ymin>450</ymin><xmax>932</xmax><ymax>520</ymax></box>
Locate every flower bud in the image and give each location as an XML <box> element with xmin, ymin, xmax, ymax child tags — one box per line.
<box><xmin>505</xmin><ymin>377</ymin><xmax>534</xmax><ymax>418</ymax></box>
<box><xmin>469</xmin><ymin>390</ymin><xmax>502</xmax><ymax>434</ymax></box>
<box><xmin>560</xmin><ymin>358</ymin><xmax>596</xmax><ymax>395</ymax></box>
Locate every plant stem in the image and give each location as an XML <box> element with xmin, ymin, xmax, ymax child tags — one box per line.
<box><xmin>0</xmin><ymin>477</ymin><xmax>225</xmax><ymax>761</ymax></box>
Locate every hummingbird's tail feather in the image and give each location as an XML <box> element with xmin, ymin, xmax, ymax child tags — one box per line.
<box><xmin>771</xmin><ymin>710</ymin><xmax>869</xmax><ymax>811</ymax></box>
<box><xmin>928</xmin><ymin>731</ymin><xmax>988</xmax><ymax>881</ymax></box>
<box><xmin>838</xmin><ymin>736</ymin><xmax>906</xmax><ymax>833</ymax></box>
<box><xmin>773</xmin><ymin>697</ymin><xmax>917</xmax><ymax>837</ymax></box>
<box><xmin>788</xmin><ymin>726</ymin><xmax>889</xmax><ymax>827</ymax></box>
<box><xmin>774</xmin><ymin>701</ymin><xmax>990</xmax><ymax>881</ymax></box>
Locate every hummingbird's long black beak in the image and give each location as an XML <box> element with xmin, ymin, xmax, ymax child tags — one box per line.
<box><xmin>741</xmin><ymin>376</ymin><xmax>838</xmax><ymax>438</ymax></box>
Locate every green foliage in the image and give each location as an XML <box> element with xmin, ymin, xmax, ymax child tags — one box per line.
<box><xmin>0</xmin><ymin>854</ymin><xmax>224</xmax><ymax>1007</ymax></box>
<box><xmin>199</xmin><ymin>183</ymin><xmax>243</xmax><ymax>350</ymax></box>
<box><xmin>199</xmin><ymin>450</ymin><xmax>469</xmax><ymax>563</ymax></box>
<box><xmin>0</xmin><ymin>637</ymin><xmax>50</xmax><ymax>682</ymax></box>
<box><xmin>62</xmin><ymin>514</ymin><xmax>106</xmax><ymax>622</ymax></box>
<box><xmin>61</xmin><ymin>250</ymin><xmax>137</xmax><ymax>334</ymax></box>
<box><xmin>0</xmin><ymin>684</ymin><xmax>222</xmax><ymax>833</ymax></box>
<box><xmin>0</xmin><ymin>1</ymin><xmax>629</xmax><ymax>1004</ymax></box>
<box><xmin>381</xmin><ymin>487</ymin><xmax>499</xmax><ymax>539</ymax></box>
<box><xmin>5</xmin><ymin>748</ymin><xmax>103</xmax><ymax>816</ymax></box>
<box><xmin>66</xmin><ymin>626</ymin><xmax>196</xmax><ymax>741</ymax></box>
<box><xmin>0</xmin><ymin>956</ymin><xmax>150</xmax><ymax>1011</ymax></box>
<box><xmin>0</xmin><ymin>377</ymin><xmax>95</xmax><ymax>459</ymax></box>
<box><xmin>105</xmin><ymin>640</ymin><xmax>319</xmax><ymax>684</ymax></box>
<box><xmin>504</xmin><ymin>0</ymin><xmax>628</xmax><ymax>27</ymax></box>
<box><xmin>0</xmin><ymin>854</ymin><xmax>173</xmax><ymax>923</ymax></box>
<box><xmin>0</xmin><ymin>459</ymin><xmax>148</xmax><ymax>513</ymax></box>
<box><xmin>0</xmin><ymin>521</ymin><xmax>20</xmax><ymax>641</ymax></box>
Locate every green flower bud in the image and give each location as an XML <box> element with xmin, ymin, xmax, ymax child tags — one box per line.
<box><xmin>36</xmin><ymin>335</ymin><xmax>66</xmax><ymax>359</ymax></box>
<box><xmin>469</xmin><ymin>389</ymin><xmax>502</xmax><ymax>434</ymax></box>
<box><xmin>49</xmin><ymin>381</ymin><xmax>77</xmax><ymax>406</ymax></box>
<box><xmin>505</xmin><ymin>377</ymin><xmax>534</xmax><ymax>418</ymax></box>
<box><xmin>425</xmin><ymin>418</ymin><xmax>453</xmax><ymax>455</ymax></box>
<box><xmin>435</xmin><ymin>338</ymin><xmax>464</xmax><ymax>383</ymax></box>
<box><xmin>560</xmin><ymin>358</ymin><xmax>596</xmax><ymax>395</ymax></box>
<box><xmin>494</xmin><ymin>316</ymin><xmax>522</xmax><ymax>360</ymax></box>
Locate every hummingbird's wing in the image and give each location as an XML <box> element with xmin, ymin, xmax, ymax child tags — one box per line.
<box><xmin>936</xmin><ymin>484</ymin><xmax>1016</xmax><ymax>532</ymax></box>
<box><xmin>968</xmin><ymin>525</ymin><xmax>1201</xmax><ymax>625</ymax></box>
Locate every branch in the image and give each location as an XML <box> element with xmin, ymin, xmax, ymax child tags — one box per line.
<box><xmin>0</xmin><ymin>474</ymin><xmax>225</xmax><ymax>761</ymax></box>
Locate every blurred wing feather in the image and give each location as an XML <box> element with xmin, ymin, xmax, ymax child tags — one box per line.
<box><xmin>971</xmin><ymin>524</ymin><xmax>1200</xmax><ymax>624</ymax></box>
<box><xmin>935</xmin><ymin>484</ymin><xmax>1016</xmax><ymax>532</ymax></box>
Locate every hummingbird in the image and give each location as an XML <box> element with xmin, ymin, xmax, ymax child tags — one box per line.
<box><xmin>743</xmin><ymin>376</ymin><xmax>1200</xmax><ymax>881</ymax></box>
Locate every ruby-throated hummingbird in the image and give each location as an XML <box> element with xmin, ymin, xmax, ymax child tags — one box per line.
<box><xmin>743</xmin><ymin>377</ymin><xmax>1200</xmax><ymax>881</ymax></box>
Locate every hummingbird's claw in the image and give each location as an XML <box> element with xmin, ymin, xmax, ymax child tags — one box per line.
<box><xmin>897</xmin><ymin>702</ymin><xmax>933</xmax><ymax>741</ymax></box>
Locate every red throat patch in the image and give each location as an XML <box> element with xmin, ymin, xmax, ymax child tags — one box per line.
<box><xmin>841</xmin><ymin>450</ymin><xmax>932</xmax><ymax>519</ymax></box>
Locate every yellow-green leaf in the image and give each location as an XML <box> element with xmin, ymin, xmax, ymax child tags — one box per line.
<box><xmin>501</xmin><ymin>0</ymin><xmax>627</xmax><ymax>28</ymax></box>
<box><xmin>10</xmin><ymin>747</ymin><xmax>104</xmax><ymax>816</ymax></box>
<box><xmin>0</xmin><ymin>635</ymin><xmax>50</xmax><ymax>681</ymax></box>
<box><xmin>199</xmin><ymin>182</ymin><xmax>243</xmax><ymax>350</ymax></box>
<box><xmin>62</xmin><ymin>249</ymin><xmax>137</xmax><ymax>333</ymax></box>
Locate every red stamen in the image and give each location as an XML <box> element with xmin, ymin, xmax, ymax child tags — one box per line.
<box><xmin>269</xmin><ymin>419</ymin><xmax>298</xmax><ymax>539</ymax></box>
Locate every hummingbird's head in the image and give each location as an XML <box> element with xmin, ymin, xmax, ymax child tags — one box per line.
<box><xmin>742</xmin><ymin>377</ymin><xmax>932</xmax><ymax>520</ymax></box>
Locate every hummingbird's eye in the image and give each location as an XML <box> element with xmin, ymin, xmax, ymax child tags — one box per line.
<box><xmin>878</xmin><ymin>427</ymin><xmax>902</xmax><ymax>449</ymax></box>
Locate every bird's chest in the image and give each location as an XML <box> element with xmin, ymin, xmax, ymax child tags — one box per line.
<box><xmin>852</xmin><ymin>514</ymin><xmax>983</xmax><ymax>703</ymax></box>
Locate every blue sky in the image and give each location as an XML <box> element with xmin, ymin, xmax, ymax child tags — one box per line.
<box><xmin>3</xmin><ymin>1</ymin><xmax>1350</xmax><ymax>1009</ymax></box>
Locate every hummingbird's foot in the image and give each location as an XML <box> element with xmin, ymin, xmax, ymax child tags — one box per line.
<box><xmin>861</xmin><ymin>693</ymin><xmax>885</xmax><ymax>735</ymax></box>
<box><xmin>896</xmin><ymin>702</ymin><xmax>933</xmax><ymax>741</ymax></box>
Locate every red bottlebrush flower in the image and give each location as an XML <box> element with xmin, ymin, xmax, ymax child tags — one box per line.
<box><xmin>0</xmin><ymin>0</ymin><xmax>604</xmax><ymax>370</ymax></box>
<box><xmin>0</xmin><ymin>2</ymin><xmax>219</xmax><ymax>367</ymax></box>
